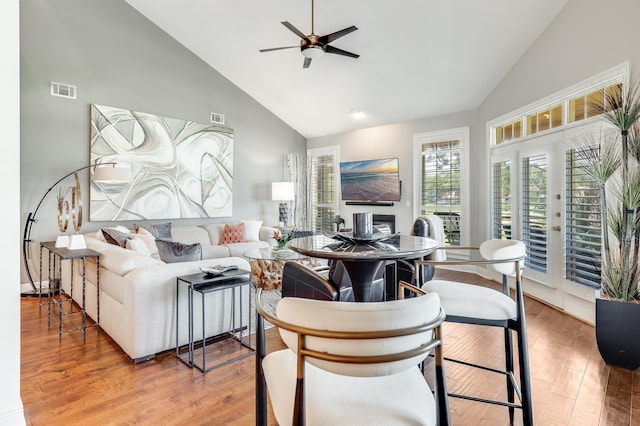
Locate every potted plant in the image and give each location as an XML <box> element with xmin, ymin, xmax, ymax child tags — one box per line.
<box><xmin>577</xmin><ymin>74</ymin><xmax>640</xmax><ymax>370</ymax></box>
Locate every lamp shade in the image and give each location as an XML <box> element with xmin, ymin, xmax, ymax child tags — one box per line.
<box><xmin>93</xmin><ymin>165</ymin><xmax>133</xmax><ymax>183</ymax></box>
<box><xmin>272</xmin><ymin>182</ymin><xmax>295</xmax><ymax>201</ymax></box>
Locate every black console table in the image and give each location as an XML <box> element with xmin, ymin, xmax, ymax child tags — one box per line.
<box><xmin>39</xmin><ymin>241</ymin><xmax>101</xmax><ymax>342</ymax></box>
<box><xmin>176</xmin><ymin>269</ymin><xmax>254</xmax><ymax>372</ymax></box>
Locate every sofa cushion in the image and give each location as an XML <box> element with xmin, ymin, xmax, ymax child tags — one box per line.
<box><xmin>222</xmin><ymin>240</ymin><xmax>270</xmax><ymax>257</ymax></box>
<box><xmin>155</xmin><ymin>239</ymin><xmax>202</xmax><ymax>263</ymax></box>
<box><xmin>221</xmin><ymin>223</ymin><xmax>245</xmax><ymax>244</ymax></box>
<box><xmin>201</xmin><ymin>224</ymin><xmax>225</xmax><ymax>245</ymax></box>
<box><xmin>201</xmin><ymin>244</ymin><xmax>231</xmax><ymax>259</ymax></box>
<box><xmin>100</xmin><ymin>245</ymin><xmax>162</xmax><ymax>276</ymax></box>
<box><xmin>134</xmin><ymin>222</ymin><xmax>172</xmax><ymax>239</ymax></box>
<box><xmin>241</xmin><ymin>220</ymin><xmax>263</xmax><ymax>242</ymax></box>
<box><xmin>171</xmin><ymin>226</ymin><xmax>212</xmax><ymax>246</ymax></box>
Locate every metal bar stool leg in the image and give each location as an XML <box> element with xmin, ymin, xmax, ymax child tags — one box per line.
<box><xmin>504</xmin><ymin>328</ymin><xmax>515</xmax><ymax>423</ymax></box>
<box><xmin>517</xmin><ymin>315</ymin><xmax>533</xmax><ymax>426</ymax></box>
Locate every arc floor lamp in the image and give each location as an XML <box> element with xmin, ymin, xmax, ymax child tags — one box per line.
<box><xmin>22</xmin><ymin>163</ymin><xmax>132</xmax><ymax>297</ymax></box>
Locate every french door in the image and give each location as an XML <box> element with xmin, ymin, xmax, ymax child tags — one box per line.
<box><xmin>490</xmin><ymin>125</ymin><xmax>602</xmax><ymax>322</ymax></box>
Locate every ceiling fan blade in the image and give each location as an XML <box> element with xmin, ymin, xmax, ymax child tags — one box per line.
<box><xmin>325</xmin><ymin>45</ymin><xmax>359</xmax><ymax>59</ymax></box>
<box><xmin>319</xmin><ymin>25</ymin><xmax>358</xmax><ymax>45</ymax></box>
<box><xmin>259</xmin><ymin>46</ymin><xmax>299</xmax><ymax>53</ymax></box>
<box><xmin>281</xmin><ymin>21</ymin><xmax>311</xmax><ymax>43</ymax></box>
<box><xmin>303</xmin><ymin>57</ymin><xmax>312</xmax><ymax>68</ymax></box>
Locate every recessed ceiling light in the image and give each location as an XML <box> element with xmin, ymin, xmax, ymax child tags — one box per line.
<box><xmin>350</xmin><ymin>109</ymin><xmax>364</xmax><ymax>118</ymax></box>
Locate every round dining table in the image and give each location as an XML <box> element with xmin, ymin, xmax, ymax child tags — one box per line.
<box><xmin>288</xmin><ymin>234</ymin><xmax>440</xmax><ymax>302</ymax></box>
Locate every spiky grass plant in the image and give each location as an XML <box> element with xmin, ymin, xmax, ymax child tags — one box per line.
<box><xmin>577</xmin><ymin>73</ymin><xmax>640</xmax><ymax>301</ymax></box>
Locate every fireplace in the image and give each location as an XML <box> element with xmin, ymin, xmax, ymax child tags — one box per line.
<box><xmin>372</xmin><ymin>214</ymin><xmax>395</xmax><ymax>233</ymax></box>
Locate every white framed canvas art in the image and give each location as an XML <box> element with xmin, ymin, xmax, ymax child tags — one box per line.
<box><xmin>89</xmin><ymin>104</ymin><xmax>233</xmax><ymax>221</ymax></box>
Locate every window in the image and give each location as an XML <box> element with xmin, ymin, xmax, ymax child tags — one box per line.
<box><xmin>307</xmin><ymin>146</ymin><xmax>340</xmax><ymax>232</ymax></box>
<box><xmin>565</xmin><ymin>147</ymin><xmax>601</xmax><ymax>287</ymax></box>
<box><xmin>492</xmin><ymin>81</ymin><xmax>622</xmax><ymax>144</ymax></box>
<box><xmin>413</xmin><ymin>128</ymin><xmax>469</xmax><ymax>247</ymax></box>
<box><xmin>495</xmin><ymin>119</ymin><xmax>522</xmax><ymax>145</ymax></box>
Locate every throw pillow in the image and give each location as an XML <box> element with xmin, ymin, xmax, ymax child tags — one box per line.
<box><xmin>95</xmin><ymin>225</ymin><xmax>131</xmax><ymax>242</ymax></box>
<box><xmin>136</xmin><ymin>227</ymin><xmax>160</xmax><ymax>260</ymax></box>
<box><xmin>101</xmin><ymin>227</ymin><xmax>130</xmax><ymax>248</ymax></box>
<box><xmin>155</xmin><ymin>239</ymin><xmax>202</xmax><ymax>263</ymax></box>
<box><xmin>134</xmin><ymin>222</ymin><xmax>172</xmax><ymax>239</ymax></box>
<box><xmin>221</xmin><ymin>223</ymin><xmax>245</xmax><ymax>244</ymax></box>
<box><xmin>125</xmin><ymin>236</ymin><xmax>151</xmax><ymax>257</ymax></box>
<box><xmin>241</xmin><ymin>220</ymin><xmax>263</xmax><ymax>242</ymax></box>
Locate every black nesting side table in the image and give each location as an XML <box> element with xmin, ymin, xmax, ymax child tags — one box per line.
<box><xmin>176</xmin><ymin>269</ymin><xmax>254</xmax><ymax>372</ymax></box>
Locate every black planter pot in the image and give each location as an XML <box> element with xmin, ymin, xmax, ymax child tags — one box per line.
<box><xmin>595</xmin><ymin>296</ymin><xmax>640</xmax><ymax>370</ymax></box>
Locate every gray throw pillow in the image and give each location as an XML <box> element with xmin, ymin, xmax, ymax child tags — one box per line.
<box><xmin>134</xmin><ymin>223</ymin><xmax>172</xmax><ymax>239</ymax></box>
<box><xmin>101</xmin><ymin>228</ymin><xmax>130</xmax><ymax>248</ymax></box>
<box><xmin>155</xmin><ymin>239</ymin><xmax>202</xmax><ymax>263</ymax></box>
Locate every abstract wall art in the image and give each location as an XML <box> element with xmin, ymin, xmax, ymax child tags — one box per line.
<box><xmin>89</xmin><ymin>104</ymin><xmax>234</xmax><ymax>221</ymax></box>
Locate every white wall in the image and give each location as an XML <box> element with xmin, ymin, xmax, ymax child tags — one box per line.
<box><xmin>1</xmin><ymin>0</ymin><xmax>25</xmax><ymax>424</ymax></box>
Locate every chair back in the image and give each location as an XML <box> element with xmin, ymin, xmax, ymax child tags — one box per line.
<box><xmin>479</xmin><ymin>239</ymin><xmax>526</xmax><ymax>277</ymax></box>
<box><xmin>281</xmin><ymin>261</ymin><xmax>339</xmax><ymax>301</ymax></box>
<box><xmin>273</xmin><ymin>293</ymin><xmax>444</xmax><ymax>377</ymax></box>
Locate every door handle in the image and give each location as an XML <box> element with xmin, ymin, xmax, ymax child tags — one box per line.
<box><xmin>552</xmin><ymin>226</ymin><xmax>561</xmax><ymax>232</ymax></box>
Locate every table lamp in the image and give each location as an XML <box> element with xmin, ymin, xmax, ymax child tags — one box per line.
<box><xmin>271</xmin><ymin>182</ymin><xmax>295</xmax><ymax>227</ymax></box>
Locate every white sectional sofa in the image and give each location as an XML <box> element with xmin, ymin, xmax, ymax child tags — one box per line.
<box><xmin>62</xmin><ymin>222</ymin><xmax>277</xmax><ymax>362</ymax></box>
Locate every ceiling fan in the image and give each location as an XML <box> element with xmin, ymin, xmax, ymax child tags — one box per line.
<box><xmin>259</xmin><ymin>0</ymin><xmax>359</xmax><ymax>68</ymax></box>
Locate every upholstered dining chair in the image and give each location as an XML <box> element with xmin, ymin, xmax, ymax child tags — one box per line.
<box><xmin>414</xmin><ymin>239</ymin><xmax>533</xmax><ymax>426</ymax></box>
<box><xmin>396</xmin><ymin>215</ymin><xmax>443</xmax><ymax>294</ymax></box>
<box><xmin>281</xmin><ymin>260</ymin><xmax>386</xmax><ymax>302</ymax></box>
<box><xmin>254</xmin><ymin>282</ymin><xmax>450</xmax><ymax>426</ymax></box>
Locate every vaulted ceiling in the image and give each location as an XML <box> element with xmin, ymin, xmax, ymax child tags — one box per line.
<box><xmin>124</xmin><ymin>0</ymin><xmax>568</xmax><ymax>138</ymax></box>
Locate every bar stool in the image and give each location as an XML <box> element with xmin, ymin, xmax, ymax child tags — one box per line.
<box><xmin>415</xmin><ymin>239</ymin><xmax>533</xmax><ymax>426</ymax></box>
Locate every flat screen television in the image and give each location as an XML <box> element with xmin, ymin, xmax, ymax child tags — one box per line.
<box><xmin>340</xmin><ymin>157</ymin><xmax>401</xmax><ymax>202</ymax></box>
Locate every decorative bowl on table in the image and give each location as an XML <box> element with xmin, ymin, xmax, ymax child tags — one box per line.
<box><xmin>322</xmin><ymin>229</ymin><xmax>399</xmax><ymax>244</ymax></box>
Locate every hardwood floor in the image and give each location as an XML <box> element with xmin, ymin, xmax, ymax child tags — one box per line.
<box><xmin>21</xmin><ymin>270</ymin><xmax>639</xmax><ymax>425</ymax></box>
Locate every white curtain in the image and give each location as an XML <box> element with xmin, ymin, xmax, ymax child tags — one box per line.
<box><xmin>286</xmin><ymin>153</ymin><xmax>307</xmax><ymax>230</ymax></box>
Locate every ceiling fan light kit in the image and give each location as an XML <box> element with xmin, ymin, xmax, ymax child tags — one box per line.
<box><xmin>259</xmin><ymin>0</ymin><xmax>359</xmax><ymax>68</ymax></box>
<box><xmin>302</xmin><ymin>45</ymin><xmax>324</xmax><ymax>59</ymax></box>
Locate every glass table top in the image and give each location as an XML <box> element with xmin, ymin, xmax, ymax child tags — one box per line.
<box><xmin>287</xmin><ymin>234</ymin><xmax>440</xmax><ymax>261</ymax></box>
<box><xmin>243</xmin><ymin>247</ymin><xmax>306</xmax><ymax>262</ymax></box>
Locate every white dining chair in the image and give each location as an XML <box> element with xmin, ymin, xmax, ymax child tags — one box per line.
<box><xmin>254</xmin><ymin>283</ymin><xmax>450</xmax><ymax>425</ymax></box>
<box><xmin>414</xmin><ymin>239</ymin><xmax>533</xmax><ymax>426</ymax></box>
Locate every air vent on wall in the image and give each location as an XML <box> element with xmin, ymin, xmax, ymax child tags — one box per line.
<box><xmin>50</xmin><ymin>81</ymin><xmax>77</xmax><ymax>99</ymax></box>
<box><xmin>210</xmin><ymin>112</ymin><xmax>225</xmax><ymax>125</ymax></box>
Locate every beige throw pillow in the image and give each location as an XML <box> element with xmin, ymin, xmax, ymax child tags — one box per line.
<box><xmin>241</xmin><ymin>220</ymin><xmax>263</xmax><ymax>242</ymax></box>
<box><xmin>136</xmin><ymin>227</ymin><xmax>160</xmax><ymax>260</ymax></box>
<box><xmin>125</xmin><ymin>236</ymin><xmax>151</xmax><ymax>257</ymax></box>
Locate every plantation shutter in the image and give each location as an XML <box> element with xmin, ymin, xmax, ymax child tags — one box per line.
<box><xmin>522</xmin><ymin>154</ymin><xmax>548</xmax><ymax>272</ymax></box>
<box><xmin>492</xmin><ymin>160</ymin><xmax>512</xmax><ymax>240</ymax></box>
<box><xmin>565</xmin><ymin>147</ymin><xmax>601</xmax><ymax>288</ymax></box>
<box><xmin>308</xmin><ymin>151</ymin><xmax>336</xmax><ymax>232</ymax></box>
<box><xmin>420</xmin><ymin>140</ymin><xmax>461</xmax><ymax>245</ymax></box>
